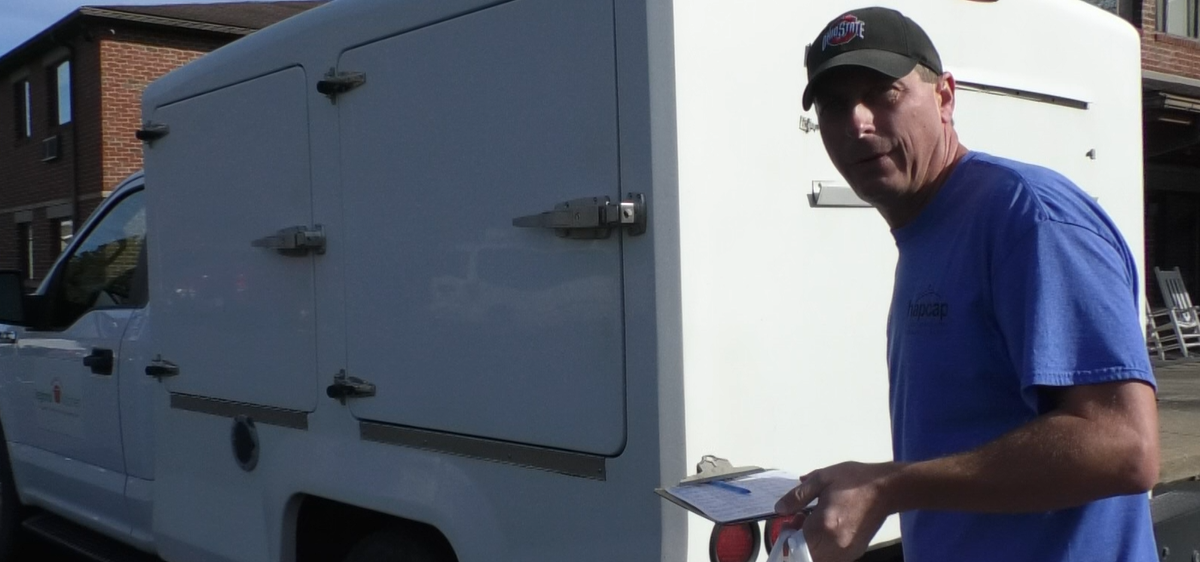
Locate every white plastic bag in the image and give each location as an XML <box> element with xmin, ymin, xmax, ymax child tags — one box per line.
<box><xmin>766</xmin><ymin>528</ymin><xmax>813</xmax><ymax>562</ymax></box>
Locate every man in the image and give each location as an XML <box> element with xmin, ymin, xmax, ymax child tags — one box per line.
<box><xmin>773</xmin><ymin>7</ymin><xmax>1159</xmax><ymax>562</ymax></box>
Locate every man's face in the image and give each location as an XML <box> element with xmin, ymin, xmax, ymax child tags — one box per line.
<box><xmin>812</xmin><ymin>67</ymin><xmax>951</xmax><ymax>206</ymax></box>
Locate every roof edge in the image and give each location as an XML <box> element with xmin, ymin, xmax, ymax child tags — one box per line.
<box><xmin>1</xmin><ymin>5</ymin><xmax>254</xmax><ymax>75</ymax></box>
<box><xmin>0</xmin><ymin>10</ymin><xmax>82</xmax><ymax>74</ymax></box>
<box><xmin>79</xmin><ymin>7</ymin><xmax>257</xmax><ymax>36</ymax></box>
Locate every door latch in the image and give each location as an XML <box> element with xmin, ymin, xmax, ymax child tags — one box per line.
<box><xmin>0</xmin><ymin>331</ymin><xmax>15</xmax><ymax>345</ymax></box>
<box><xmin>316</xmin><ymin>69</ymin><xmax>366</xmax><ymax>104</ymax></box>
<box><xmin>145</xmin><ymin>355</ymin><xmax>180</xmax><ymax>379</ymax></box>
<box><xmin>252</xmin><ymin>225</ymin><xmax>326</xmax><ymax>257</ymax></box>
<box><xmin>326</xmin><ymin>370</ymin><xmax>376</xmax><ymax>405</ymax></box>
<box><xmin>512</xmin><ymin>193</ymin><xmax>646</xmax><ymax>239</ymax></box>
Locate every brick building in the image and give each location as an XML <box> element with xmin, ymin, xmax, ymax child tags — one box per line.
<box><xmin>1085</xmin><ymin>0</ymin><xmax>1200</xmax><ymax>302</ymax></box>
<box><xmin>0</xmin><ymin>1</ymin><xmax>323</xmax><ymax>288</ymax></box>
<box><xmin>1135</xmin><ymin>0</ymin><xmax>1200</xmax><ymax>305</ymax></box>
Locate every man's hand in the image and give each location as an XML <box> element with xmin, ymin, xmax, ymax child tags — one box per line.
<box><xmin>773</xmin><ymin>462</ymin><xmax>899</xmax><ymax>562</ymax></box>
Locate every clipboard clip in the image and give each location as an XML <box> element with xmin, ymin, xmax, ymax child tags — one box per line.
<box><xmin>679</xmin><ymin>455</ymin><xmax>765</xmax><ymax>486</ymax></box>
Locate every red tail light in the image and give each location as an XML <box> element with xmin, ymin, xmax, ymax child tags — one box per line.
<box><xmin>764</xmin><ymin>516</ymin><xmax>789</xmax><ymax>553</ymax></box>
<box><xmin>709</xmin><ymin>522</ymin><xmax>760</xmax><ymax>562</ymax></box>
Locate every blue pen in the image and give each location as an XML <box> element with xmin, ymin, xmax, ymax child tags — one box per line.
<box><xmin>711</xmin><ymin>480</ymin><xmax>751</xmax><ymax>495</ymax></box>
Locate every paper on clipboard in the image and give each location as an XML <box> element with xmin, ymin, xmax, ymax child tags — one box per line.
<box><xmin>656</xmin><ymin>469</ymin><xmax>801</xmax><ymax>524</ymax></box>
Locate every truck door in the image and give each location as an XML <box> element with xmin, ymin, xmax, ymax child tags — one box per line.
<box><xmin>336</xmin><ymin>0</ymin><xmax>627</xmax><ymax>455</ymax></box>
<box><xmin>144</xmin><ymin>67</ymin><xmax>318</xmax><ymax>412</ymax></box>
<box><xmin>13</xmin><ymin>186</ymin><xmax>146</xmax><ymax>531</ymax></box>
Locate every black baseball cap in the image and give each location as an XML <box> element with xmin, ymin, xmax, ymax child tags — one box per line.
<box><xmin>802</xmin><ymin>7</ymin><xmax>942</xmax><ymax>110</ymax></box>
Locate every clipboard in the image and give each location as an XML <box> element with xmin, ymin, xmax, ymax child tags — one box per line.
<box><xmin>655</xmin><ymin>455</ymin><xmax>801</xmax><ymax>525</ymax></box>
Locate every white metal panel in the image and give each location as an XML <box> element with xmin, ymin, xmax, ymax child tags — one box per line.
<box><xmin>338</xmin><ymin>0</ymin><xmax>627</xmax><ymax>455</ymax></box>
<box><xmin>670</xmin><ymin>0</ymin><xmax>1142</xmax><ymax>559</ymax></box>
<box><xmin>8</xmin><ymin>441</ymin><xmax>132</xmax><ymax>542</ymax></box>
<box><xmin>14</xmin><ymin>310</ymin><xmax>135</xmax><ymax>532</ymax></box>
<box><xmin>118</xmin><ymin>308</ymin><xmax>154</xmax><ymax>481</ymax></box>
<box><xmin>145</xmin><ymin>67</ymin><xmax>318</xmax><ymax>412</ymax></box>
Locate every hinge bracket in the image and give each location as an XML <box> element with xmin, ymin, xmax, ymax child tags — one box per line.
<box><xmin>326</xmin><ymin>370</ymin><xmax>376</xmax><ymax>405</ymax></box>
<box><xmin>317</xmin><ymin>68</ymin><xmax>366</xmax><ymax>104</ymax></box>
<box><xmin>136</xmin><ymin>121</ymin><xmax>170</xmax><ymax>143</ymax></box>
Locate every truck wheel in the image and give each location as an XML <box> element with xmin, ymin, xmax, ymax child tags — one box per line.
<box><xmin>0</xmin><ymin>431</ymin><xmax>23</xmax><ymax>561</ymax></box>
<box><xmin>342</xmin><ymin>527</ymin><xmax>441</xmax><ymax>562</ymax></box>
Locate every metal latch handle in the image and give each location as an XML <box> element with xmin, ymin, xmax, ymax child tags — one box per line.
<box><xmin>146</xmin><ymin>356</ymin><xmax>179</xmax><ymax>379</ymax></box>
<box><xmin>0</xmin><ymin>331</ymin><xmax>15</xmax><ymax>345</ymax></box>
<box><xmin>512</xmin><ymin>193</ymin><xmax>646</xmax><ymax>240</ymax></box>
<box><xmin>326</xmin><ymin>370</ymin><xmax>376</xmax><ymax>405</ymax></box>
<box><xmin>317</xmin><ymin>69</ymin><xmax>366</xmax><ymax>104</ymax></box>
<box><xmin>252</xmin><ymin>225</ymin><xmax>326</xmax><ymax>257</ymax></box>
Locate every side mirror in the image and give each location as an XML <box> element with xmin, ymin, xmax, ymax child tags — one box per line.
<box><xmin>0</xmin><ymin>271</ymin><xmax>26</xmax><ymax>325</ymax></box>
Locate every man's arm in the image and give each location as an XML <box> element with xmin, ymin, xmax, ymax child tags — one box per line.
<box><xmin>774</xmin><ymin>379</ymin><xmax>1158</xmax><ymax>561</ymax></box>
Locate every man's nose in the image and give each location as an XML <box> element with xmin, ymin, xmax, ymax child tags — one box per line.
<box><xmin>849</xmin><ymin>102</ymin><xmax>874</xmax><ymax>138</ymax></box>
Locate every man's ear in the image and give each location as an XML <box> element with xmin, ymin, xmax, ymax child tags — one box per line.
<box><xmin>937</xmin><ymin>72</ymin><xmax>957</xmax><ymax>124</ymax></box>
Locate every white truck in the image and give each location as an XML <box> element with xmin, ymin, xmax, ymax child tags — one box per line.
<box><xmin>0</xmin><ymin>0</ymin><xmax>1145</xmax><ymax>561</ymax></box>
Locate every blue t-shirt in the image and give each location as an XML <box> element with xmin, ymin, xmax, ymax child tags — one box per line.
<box><xmin>888</xmin><ymin>151</ymin><xmax>1157</xmax><ymax>561</ymax></box>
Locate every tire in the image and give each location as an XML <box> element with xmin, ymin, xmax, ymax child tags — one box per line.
<box><xmin>342</xmin><ymin>527</ymin><xmax>442</xmax><ymax>562</ymax></box>
<box><xmin>0</xmin><ymin>425</ymin><xmax>24</xmax><ymax>562</ymax></box>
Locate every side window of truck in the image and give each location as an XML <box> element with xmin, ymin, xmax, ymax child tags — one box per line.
<box><xmin>51</xmin><ymin>190</ymin><xmax>147</xmax><ymax>326</ymax></box>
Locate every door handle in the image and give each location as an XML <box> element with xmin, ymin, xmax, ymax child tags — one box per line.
<box><xmin>0</xmin><ymin>331</ymin><xmax>15</xmax><ymax>345</ymax></box>
<box><xmin>83</xmin><ymin>348</ymin><xmax>114</xmax><ymax>375</ymax></box>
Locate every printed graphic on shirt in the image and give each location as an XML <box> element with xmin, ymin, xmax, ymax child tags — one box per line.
<box><xmin>906</xmin><ymin>286</ymin><xmax>950</xmax><ymax>332</ymax></box>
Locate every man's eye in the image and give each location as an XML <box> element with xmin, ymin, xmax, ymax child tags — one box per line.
<box><xmin>870</xmin><ymin>87</ymin><xmax>901</xmax><ymax>104</ymax></box>
<box><xmin>817</xmin><ymin>99</ymin><xmax>847</xmax><ymax>115</ymax></box>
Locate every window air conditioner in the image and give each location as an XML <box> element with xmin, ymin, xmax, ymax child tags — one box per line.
<box><xmin>42</xmin><ymin>136</ymin><xmax>60</xmax><ymax>162</ymax></box>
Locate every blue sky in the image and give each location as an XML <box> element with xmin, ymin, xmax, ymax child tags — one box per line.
<box><xmin>1</xmin><ymin>0</ymin><xmax>280</xmax><ymax>57</ymax></box>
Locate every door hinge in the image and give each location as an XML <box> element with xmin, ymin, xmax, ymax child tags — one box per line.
<box><xmin>317</xmin><ymin>69</ymin><xmax>366</xmax><ymax>104</ymax></box>
<box><xmin>512</xmin><ymin>193</ymin><xmax>646</xmax><ymax>240</ymax></box>
<box><xmin>326</xmin><ymin>370</ymin><xmax>376</xmax><ymax>405</ymax></box>
<box><xmin>136</xmin><ymin>121</ymin><xmax>170</xmax><ymax>143</ymax></box>
<box><xmin>251</xmin><ymin>225</ymin><xmax>326</xmax><ymax>257</ymax></box>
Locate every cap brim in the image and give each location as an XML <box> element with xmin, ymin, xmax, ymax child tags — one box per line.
<box><xmin>801</xmin><ymin>50</ymin><xmax>919</xmax><ymax>110</ymax></box>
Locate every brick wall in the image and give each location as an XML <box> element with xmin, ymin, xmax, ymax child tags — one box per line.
<box><xmin>1141</xmin><ymin>0</ymin><xmax>1200</xmax><ymax>80</ymax></box>
<box><xmin>98</xmin><ymin>28</ymin><xmax>225</xmax><ymax>195</ymax></box>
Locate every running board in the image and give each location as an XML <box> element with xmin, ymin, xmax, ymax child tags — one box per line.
<box><xmin>22</xmin><ymin>513</ymin><xmax>159</xmax><ymax>562</ymax></box>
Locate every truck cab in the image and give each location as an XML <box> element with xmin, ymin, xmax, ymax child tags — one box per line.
<box><xmin>0</xmin><ymin>172</ymin><xmax>157</xmax><ymax>552</ymax></box>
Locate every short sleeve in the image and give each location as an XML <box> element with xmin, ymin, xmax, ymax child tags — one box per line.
<box><xmin>991</xmin><ymin>219</ymin><xmax>1154</xmax><ymax>411</ymax></box>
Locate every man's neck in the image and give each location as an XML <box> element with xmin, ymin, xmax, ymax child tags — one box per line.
<box><xmin>880</xmin><ymin>138</ymin><xmax>968</xmax><ymax>229</ymax></box>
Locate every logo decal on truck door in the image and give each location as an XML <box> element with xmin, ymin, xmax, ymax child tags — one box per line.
<box><xmin>35</xmin><ymin>374</ymin><xmax>83</xmax><ymax>437</ymax></box>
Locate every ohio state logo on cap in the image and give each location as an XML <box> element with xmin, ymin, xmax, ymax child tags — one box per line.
<box><xmin>822</xmin><ymin>15</ymin><xmax>865</xmax><ymax>51</ymax></box>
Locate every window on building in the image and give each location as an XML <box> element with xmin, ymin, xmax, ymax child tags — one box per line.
<box><xmin>17</xmin><ymin>223</ymin><xmax>33</xmax><ymax>280</ymax></box>
<box><xmin>13</xmin><ymin>80</ymin><xmax>31</xmax><ymax>139</ymax></box>
<box><xmin>1162</xmin><ymin>0</ymin><xmax>1199</xmax><ymax>38</ymax></box>
<box><xmin>1081</xmin><ymin>0</ymin><xmax>1119</xmax><ymax>14</ymax></box>
<box><xmin>56</xmin><ymin>219</ymin><xmax>74</xmax><ymax>253</ymax></box>
<box><xmin>49</xmin><ymin>60</ymin><xmax>71</xmax><ymax>126</ymax></box>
